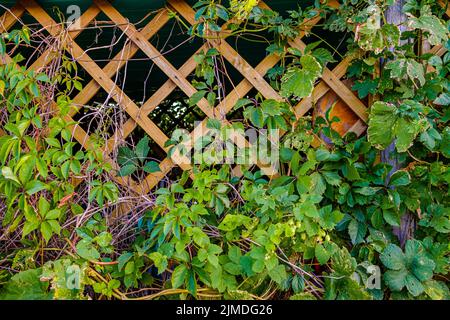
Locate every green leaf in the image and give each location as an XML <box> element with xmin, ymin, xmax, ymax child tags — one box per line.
<box><xmin>0</xmin><ymin>37</ymin><xmax>5</xmax><ymax>56</ymax></box>
<box><xmin>405</xmin><ymin>274</ymin><xmax>424</xmax><ymax>296</ymax></box>
<box><xmin>135</xmin><ymin>136</ymin><xmax>150</xmax><ymax>162</ymax></box>
<box><xmin>171</xmin><ymin>264</ymin><xmax>188</xmax><ymax>289</ymax></box>
<box><xmin>342</xmin><ymin>161</ymin><xmax>360</xmax><ymax>181</ymax></box>
<box><xmin>76</xmin><ymin>239</ymin><xmax>100</xmax><ymax>261</ymax></box>
<box><xmin>380</xmin><ymin>244</ymin><xmax>406</xmax><ymax>270</ymax></box>
<box><xmin>291</xmin><ymin>275</ymin><xmax>305</xmax><ymax>293</ymax></box>
<box><xmin>1</xmin><ymin>166</ymin><xmax>20</xmax><ymax>184</ymax></box>
<box><xmin>408</xmin><ymin>6</ymin><xmax>449</xmax><ymax>46</ymax></box>
<box><xmin>315</xmin><ymin>243</ymin><xmax>330</xmax><ymax>265</ymax></box>
<box><xmin>434</xmin><ymin>93</ymin><xmax>450</xmax><ymax>106</ymax></box>
<box><xmin>312</xmin><ymin>47</ymin><xmax>336</xmax><ymax>65</ymax></box>
<box><xmin>40</xmin><ymin>221</ymin><xmax>53</xmax><ymax>243</ymax></box>
<box><xmin>383</xmin><ymin>209</ymin><xmax>400</xmax><ymax>227</ymax></box>
<box><xmin>411</xmin><ymin>256</ymin><xmax>435</xmax><ymax>282</ymax></box>
<box><xmin>368</xmin><ymin>102</ymin><xmax>397</xmax><ymax>149</ymax></box>
<box><xmin>22</xmin><ymin>221</ymin><xmax>39</xmax><ymax>238</ymax></box>
<box><xmin>319</xmin><ymin>206</ymin><xmax>344</xmax><ymax>230</ymax></box>
<box><xmin>249</xmin><ymin>107</ymin><xmax>264</xmax><ymax>128</ymax></box>
<box><xmin>18</xmin><ymin>155</ymin><xmax>35</xmax><ymax>184</ymax></box>
<box><xmin>36</xmin><ymin>158</ymin><xmax>47</xmax><ymax>179</ymax></box>
<box><xmin>322</xmin><ymin>171</ymin><xmax>341</xmax><ymax>186</ymax></box>
<box><xmin>385</xmin><ymin>58</ymin><xmax>425</xmax><ymax>86</ymax></box>
<box><xmin>25</xmin><ymin>180</ymin><xmax>48</xmax><ymax>195</ymax></box>
<box><xmin>117</xmin><ymin>164</ymin><xmax>137</xmax><ymax>177</ymax></box>
<box><xmin>117</xmin><ymin>252</ymin><xmax>133</xmax><ymax>272</ymax></box>
<box><xmin>45</xmin><ymin>209</ymin><xmax>60</xmax><ymax>220</ymax></box>
<box><xmin>224</xmin><ymin>262</ymin><xmax>242</xmax><ymax>275</ymax></box>
<box><xmin>234</xmin><ymin>98</ymin><xmax>253</xmax><ymax>110</ymax></box>
<box><xmin>280</xmin><ymin>54</ymin><xmax>322</xmax><ymax>98</ymax></box>
<box><xmin>124</xmin><ymin>261</ymin><xmax>135</xmax><ymax>275</ymax></box>
<box><xmin>148</xmin><ymin>252</ymin><xmax>168</xmax><ymax>273</ymax></box>
<box><xmin>298</xmin><ymin>201</ymin><xmax>319</xmax><ymax>219</ymax></box>
<box><xmin>348</xmin><ymin>219</ymin><xmax>364</xmax><ymax>245</ymax></box>
<box><xmin>394</xmin><ymin>117</ymin><xmax>426</xmax><ymax>152</ymax></box>
<box><xmin>47</xmin><ymin>220</ymin><xmax>61</xmax><ymax>235</ymax></box>
<box><xmin>189</xmin><ymin>90</ymin><xmax>206</xmax><ymax>106</ymax></box>
<box><xmin>310</xmin><ymin>172</ymin><xmax>326</xmax><ymax>195</ymax></box>
<box><xmin>352</xmin><ymin>79</ymin><xmax>378</xmax><ymax>99</ymax></box>
<box><xmin>186</xmin><ymin>269</ymin><xmax>197</xmax><ymax>296</ymax></box>
<box><xmin>218</xmin><ymin>214</ymin><xmax>252</xmax><ymax>232</ymax></box>
<box><xmin>268</xmin><ymin>264</ymin><xmax>287</xmax><ymax>284</ymax></box>
<box><xmin>424</xmin><ymin>280</ymin><xmax>450</xmax><ymax>300</ymax></box>
<box><xmin>70</xmin><ymin>160</ymin><xmax>81</xmax><ymax>174</ymax></box>
<box><xmin>0</xmin><ymin>268</ymin><xmax>52</xmax><ymax>300</ymax></box>
<box><xmin>389</xmin><ymin>170</ymin><xmax>411</xmax><ymax>187</ymax></box>
<box><xmin>354</xmin><ymin>186</ymin><xmax>379</xmax><ymax>196</ymax></box>
<box><xmin>384</xmin><ymin>269</ymin><xmax>407</xmax><ymax>292</ymax></box>
<box><xmin>38</xmin><ymin>197</ymin><xmax>50</xmax><ymax>216</ymax></box>
<box><xmin>95</xmin><ymin>232</ymin><xmax>112</xmax><ymax>247</ymax></box>
<box><xmin>0</xmin><ymin>80</ymin><xmax>4</xmax><ymax>97</ymax></box>
<box><xmin>45</xmin><ymin>137</ymin><xmax>61</xmax><ymax>148</ymax></box>
<box><xmin>61</xmin><ymin>161</ymin><xmax>70</xmax><ymax>179</ymax></box>
<box><xmin>143</xmin><ymin>161</ymin><xmax>161</xmax><ymax>173</ymax></box>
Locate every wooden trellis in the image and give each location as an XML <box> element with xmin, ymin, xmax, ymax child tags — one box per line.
<box><xmin>0</xmin><ymin>0</ymin><xmax>448</xmax><ymax>216</ymax></box>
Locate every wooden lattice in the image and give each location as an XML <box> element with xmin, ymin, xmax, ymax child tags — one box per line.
<box><xmin>1</xmin><ymin>0</ymin><xmax>448</xmax><ymax>217</ymax></box>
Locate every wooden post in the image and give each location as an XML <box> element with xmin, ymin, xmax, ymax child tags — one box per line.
<box><xmin>383</xmin><ymin>0</ymin><xmax>415</xmax><ymax>247</ymax></box>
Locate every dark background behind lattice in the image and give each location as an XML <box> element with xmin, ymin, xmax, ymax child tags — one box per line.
<box><xmin>0</xmin><ymin>0</ymin><xmax>348</xmax><ymax>101</ymax></box>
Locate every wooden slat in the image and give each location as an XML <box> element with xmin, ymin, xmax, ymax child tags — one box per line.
<box><xmin>135</xmin><ymin>51</ymin><xmax>282</xmax><ymax>193</ymax></box>
<box><xmin>21</xmin><ymin>0</ymin><xmax>193</xmax><ymax>176</ymax></box>
<box><xmin>93</xmin><ymin>0</ymin><xmax>215</xmax><ymax>119</ymax></box>
<box><xmin>165</xmin><ymin>0</ymin><xmax>329</xmax><ymax>170</ymax></box>
<box><xmin>220</xmin><ymin>54</ymin><xmax>281</xmax><ymax>115</ymax></box>
<box><xmin>0</xmin><ymin>4</ymin><xmax>25</xmax><ymax>32</ymax></box>
<box><xmin>346</xmin><ymin>120</ymin><xmax>366</xmax><ymax>136</ymax></box>
<box><xmin>28</xmin><ymin>5</ymin><xmax>101</xmax><ymax>72</ymax></box>
<box><xmin>71</xmin><ymin>8</ymin><xmax>170</xmax><ymax>114</ymax></box>
<box><xmin>168</xmin><ymin>0</ymin><xmax>282</xmax><ymax>102</ymax></box>
<box><xmin>106</xmin><ymin>44</ymin><xmax>207</xmax><ymax>153</ymax></box>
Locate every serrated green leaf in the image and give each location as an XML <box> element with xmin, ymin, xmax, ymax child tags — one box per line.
<box><xmin>315</xmin><ymin>243</ymin><xmax>330</xmax><ymax>265</ymax></box>
<box><xmin>380</xmin><ymin>244</ymin><xmax>406</xmax><ymax>270</ymax></box>
<box><xmin>384</xmin><ymin>269</ymin><xmax>407</xmax><ymax>292</ymax></box>
<box><xmin>171</xmin><ymin>264</ymin><xmax>188</xmax><ymax>288</ymax></box>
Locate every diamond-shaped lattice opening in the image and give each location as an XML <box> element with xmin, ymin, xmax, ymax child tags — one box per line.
<box><xmin>112</xmin><ymin>127</ymin><xmax>168</xmax><ymax>183</ymax></box>
<box><xmin>224</xmin><ymin>29</ymin><xmax>274</xmax><ymax>68</ymax></box>
<box><xmin>263</xmin><ymin>0</ymin><xmax>316</xmax><ymax>15</ymax></box>
<box><xmin>313</xmin><ymin>79</ymin><xmax>364</xmax><ymax>136</ymax></box>
<box><xmin>116</xmin><ymin>3</ymin><xmax>169</xmax><ymax>28</ymax></box>
<box><xmin>303</xmin><ymin>25</ymin><xmax>348</xmax><ymax>70</ymax></box>
<box><xmin>149</xmin><ymin>14</ymin><xmax>203</xmax><ymax>69</ymax></box>
<box><xmin>146</xmin><ymin>166</ymin><xmax>186</xmax><ymax>191</ymax></box>
<box><xmin>183</xmin><ymin>58</ymin><xmax>248</xmax><ymax>111</ymax></box>
<box><xmin>112</xmin><ymin>49</ymin><xmax>171</xmax><ymax>103</ymax></box>
<box><xmin>149</xmin><ymin>89</ymin><xmax>207</xmax><ymax>138</ymax></box>
<box><xmin>215</xmin><ymin>59</ymin><xmax>246</xmax><ymax>96</ymax></box>
<box><xmin>74</xmin><ymin>11</ymin><xmax>134</xmax><ymax>69</ymax></box>
<box><xmin>72</xmin><ymin>87</ymin><xmax>130</xmax><ymax>144</ymax></box>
